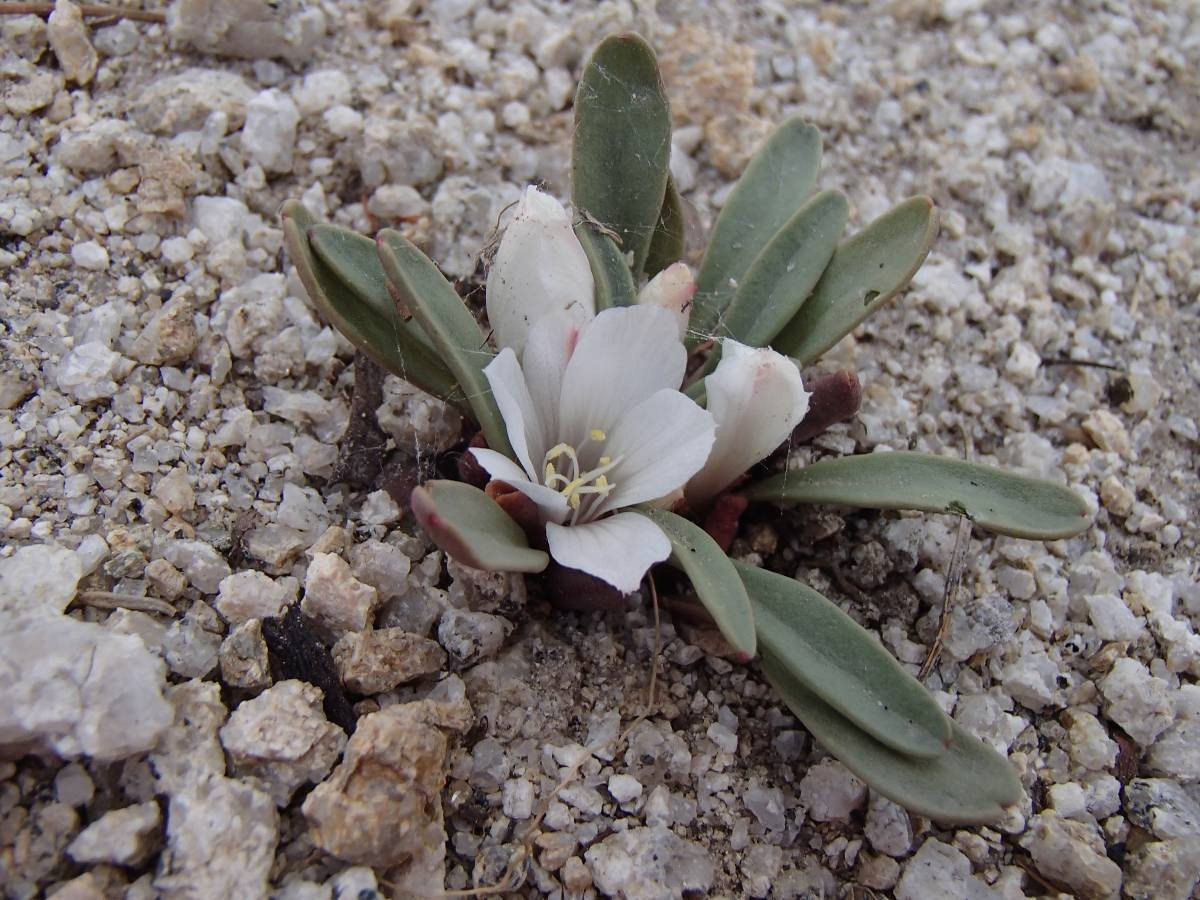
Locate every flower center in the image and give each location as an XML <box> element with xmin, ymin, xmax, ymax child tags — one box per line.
<box><xmin>542</xmin><ymin>428</ymin><xmax>619</xmax><ymax>522</ymax></box>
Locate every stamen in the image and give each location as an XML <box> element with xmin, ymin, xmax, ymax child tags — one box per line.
<box><xmin>590</xmin><ymin>428</ymin><xmax>607</xmax><ymax>442</ymax></box>
<box><xmin>541</xmin><ymin>427</ymin><xmax>620</xmax><ymax>521</ymax></box>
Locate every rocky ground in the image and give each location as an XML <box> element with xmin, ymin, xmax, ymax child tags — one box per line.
<box><xmin>2</xmin><ymin>0</ymin><xmax>1198</xmax><ymax>897</ymax></box>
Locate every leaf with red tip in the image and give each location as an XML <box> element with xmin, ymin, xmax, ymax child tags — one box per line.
<box><xmin>411</xmin><ymin>480</ymin><xmax>549</xmax><ymax>573</ymax></box>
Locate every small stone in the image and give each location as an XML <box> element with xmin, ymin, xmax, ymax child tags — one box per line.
<box><xmin>56</xmin><ymin>342</ymin><xmax>125</xmax><ymax>402</ymax></box>
<box><xmin>168</xmin><ymin>0</ymin><xmax>326</xmax><ymax>62</ymax></box>
<box><xmin>219</xmin><ymin>619</ymin><xmax>272</xmax><ymax>690</ymax></box>
<box><xmin>54</xmin><ymin>763</ymin><xmax>95</xmax><ymax>807</ymax></box>
<box><xmin>47</xmin><ymin>0</ymin><xmax>98</xmax><ymax>85</ymax></box>
<box><xmin>740</xmin><ymin>843</ymin><xmax>783</xmax><ymax>897</ymax></box>
<box><xmin>1148</xmin><ymin>716</ymin><xmax>1200</xmax><ymax>782</ymax></box>
<box><xmin>241</xmin><ymin>88</ymin><xmax>300</xmax><ymax>173</ymax></box>
<box><xmin>294</xmin><ymin>68</ymin><xmax>352</xmax><ymax>116</ymax></box>
<box><xmin>161</xmin><ymin>601</ymin><xmax>222</xmax><ymax>678</ymax></box>
<box><xmin>216</xmin><ymin>570</ymin><xmax>297</xmax><ymax>624</ymax></box>
<box><xmin>347</xmin><ymin>540</ymin><xmax>411</xmax><ymax>602</ymax></box>
<box><xmin>302</xmin><ymin>553</ymin><xmax>379</xmax><ymax>634</ymax></box>
<box><xmin>367</xmin><ymin>184</ymin><xmax>428</xmax><ymax>220</ymax></box>
<box><xmin>858</xmin><ymin>853</ymin><xmax>901</xmax><ymax>891</ymax></box>
<box><xmin>332</xmin><ymin>627</ymin><xmax>446</xmax><ymax>694</ymax></box>
<box><xmin>1124</xmin><ymin>778</ymin><xmax>1200</xmax><ymax>840</ymax></box>
<box><xmin>220</xmin><ymin>680</ymin><xmax>346</xmax><ymax>806</ymax></box>
<box><xmin>1022</xmin><ymin>812</ymin><xmax>1123</xmax><ymax>899</ymax></box>
<box><xmin>359</xmin><ymin>489</ymin><xmax>401</xmax><ymax>526</ymax></box>
<box><xmin>93</xmin><ymin>19</ymin><xmax>138</xmax><ymax>56</ymax></box>
<box><xmin>144</xmin><ymin>559</ymin><xmax>187</xmax><ymax>602</ymax></box>
<box><xmin>502</xmin><ymin>778</ymin><xmax>535</xmax><ymax>820</ymax></box>
<box><xmin>1099</xmin><ymin>657</ymin><xmax>1174</xmax><ymax>746</ymax></box>
<box><xmin>799</xmin><ymin>759</ymin><xmax>867</xmax><ymax>822</ymax></box>
<box><xmin>302</xmin><ymin>702</ymin><xmax>451</xmax><ymax>891</ymax></box>
<box><xmin>865</xmin><ymin>792</ymin><xmax>913</xmax><ymax>857</ymax></box>
<box><xmin>66</xmin><ymin>801</ymin><xmax>161</xmax><ymax>866</ymax></box>
<box><xmin>1082</xmin><ymin>409</ymin><xmax>1132</xmax><ymax>459</ymax></box>
<box><xmin>151</xmin><ymin>466</ymin><xmax>195</xmax><ymax>516</ymax></box>
<box><xmin>1099</xmin><ymin>475</ymin><xmax>1135</xmax><ymax>517</ymax></box>
<box><xmin>376</xmin><ymin>376</ymin><xmax>463</xmax><ymax>454</ymax></box>
<box><xmin>608</xmin><ymin>773</ymin><xmax>643</xmax><ymax>805</ymax></box>
<box><xmin>437</xmin><ymin>608</ymin><xmax>511</xmax><ymax>668</ymax></box>
<box><xmin>585</xmin><ymin>826</ymin><xmax>714</xmax><ymax>898</ymax></box>
<box><xmin>1005</xmin><ymin>341</ymin><xmax>1041</xmax><ymax>382</ymax></box>
<box><xmin>161</xmin><ymin>539</ymin><xmax>232</xmax><ymax>594</ymax></box>
<box><xmin>895</xmin><ymin>838</ymin><xmax>994</xmax><ymax>900</ymax></box>
<box><xmin>743</xmin><ymin>782</ymin><xmax>786</xmax><ymax>832</ymax></box>
<box><xmin>129</xmin><ymin>296</ymin><xmax>198</xmax><ymax>366</ymax></box>
<box><xmin>1087</xmin><ymin>593</ymin><xmax>1143</xmax><ymax>641</ymax></box>
<box><xmin>1123</xmin><ymin>837</ymin><xmax>1200</xmax><ymax>900</ymax></box>
<box><xmin>561</xmin><ymin>856</ymin><xmax>592</xmax><ymax>893</ymax></box>
<box><xmin>0</xmin><ymin>543</ymin><xmax>82</xmax><ymax>622</ymax></box>
<box><xmin>0</xmin><ymin>615</ymin><xmax>172</xmax><ymax>761</ymax></box>
<box><xmin>71</xmin><ymin>240</ymin><xmax>109</xmax><ymax>271</ymax></box>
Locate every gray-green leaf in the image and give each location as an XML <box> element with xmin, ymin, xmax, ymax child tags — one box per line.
<box><xmin>761</xmin><ymin>651</ymin><xmax>1023</xmax><ymax>824</ymax></box>
<box><xmin>375</xmin><ymin>229</ymin><xmax>512</xmax><ymax>457</ymax></box>
<box><xmin>638</xmin><ymin>508</ymin><xmax>755</xmax><ymax>659</ymax></box>
<box><xmin>574</xmin><ymin>223</ymin><xmax>636</xmax><ymax>310</ymax></box>
<box><xmin>736</xmin><ymin>562</ymin><xmax>950</xmax><ymax>759</ymax></box>
<box><xmin>746</xmin><ymin>451</ymin><xmax>1093</xmax><ymax>540</ymax></box>
<box><xmin>279</xmin><ymin>202</ymin><xmax>459</xmax><ymax>402</ymax></box>
<box><xmin>773</xmin><ymin>196</ymin><xmax>937</xmax><ymax>364</ymax></box>
<box><xmin>643</xmin><ymin>174</ymin><xmax>686</xmax><ymax>279</ymax></box>
<box><xmin>691</xmin><ymin>118</ymin><xmax>822</xmax><ymax>347</ymax></box>
<box><xmin>410</xmin><ymin>480</ymin><xmax>549</xmax><ymax>573</ymax></box>
<box><xmin>572</xmin><ymin>33</ymin><xmax>671</xmax><ymax>275</ymax></box>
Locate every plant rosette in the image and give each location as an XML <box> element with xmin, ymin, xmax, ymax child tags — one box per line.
<box><xmin>279</xmin><ymin>31</ymin><xmax>1094</xmax><ymax>825</ymax></box>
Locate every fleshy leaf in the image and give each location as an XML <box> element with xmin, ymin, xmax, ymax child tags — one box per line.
<box><xmin>638</xmin><ymin>508</ymin><xmax>755</xmax><ymax>659</ymax></box>
<box><xmin>690</xmin><ymin>118</ymin><xmax>822</xmax><ymax>347</ymax></box>
<box><xmin>773</xmin><ymin>196</ymin><xmax>937</xmax><ymax>364</ymax></box>
<box><xmin>574</xmin><ymin>223</ymin><xmax>636</xmax><ymax>310</ymax></box>
<box><xmin>375</xmin><ymin>229</ymin><xmax>512</xmax><ymax>457</ymax></box>
<box><xmin>572</xmin><ymin>33</ymin><xmax>671</xmax><ymax>275</ymax></box>
<box><xmin>644</xmin><ymin>174</ymin><xmax>686</xmax><ymax>279</ymax></box>
<box><xmin>746</xmin><ymin>451</ymin><xmax>1093</xmax><ymax>540</ymax></box>
<box><xmin>761</xmin><ymin>651</ymin><xmax>1024</xmax><ymax>824</ymax></box>
<box><xmin>736</xmin><ymin>562</ymin><xmax>950</xmax><ymax>759</ymax></box>
<box><xmin>410</xmin><ymin>480</ymin><xmax>549</xmax><ymax>573</ymax></box>
<box><xmin>721</xmin><ymin>189</ymin><xmax>848</xmax><ymax>348</ymax></box>
<box><xmin>279</xmin><ymin>202</ymin><xmax>459</xmax><ymax>402</ymax></box>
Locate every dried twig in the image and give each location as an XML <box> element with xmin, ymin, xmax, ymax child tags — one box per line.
<box><xmin>74</xmin><ymin>590</ymin><xmax>177</xmax><ymax>616</ymax></box>
<box><xmin>918</xmin><ymin>513</ymin><xmax>971</xmax><ymax>680</ymax></box>
<box><xmin>0</xmin><ymin>2</ymin><xmax>166</xmax><ymax>22</ymax></box>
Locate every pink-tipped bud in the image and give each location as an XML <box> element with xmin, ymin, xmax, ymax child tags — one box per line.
<box><xmin>637</xmin><ymin>261</ymin><xmax>695</xmax><ymax>342</ymax></box>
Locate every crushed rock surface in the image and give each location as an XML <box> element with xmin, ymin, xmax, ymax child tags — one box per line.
<box><xmin>1</xmin><ymin>0</ymin><xmax>1198</xmax><ymax>897</ymax></box>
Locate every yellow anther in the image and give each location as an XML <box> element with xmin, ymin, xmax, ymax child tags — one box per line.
<box><xmin>598</xmin><ymin>456</ymin><xmax>611</xmax><ymax>466</ymax></box>
<box><xmin>595</xmin><ymin>475</ymin><xmax>609</xmax><ymax>490</ymax></box>
<box><xmin>590</xmin><ymin>428</ymin><xmax>607</xmax><ymax>442</ymax></box>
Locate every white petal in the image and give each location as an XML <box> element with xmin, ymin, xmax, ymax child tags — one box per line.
<box><xmin>686</xmin><ymin>340</ymin><xmax>811</xmax><ymax>506</ymax></box>
<box><xmin>480</xmin><ymin>348</ymin><xmax>543</xmax><ymax>479</ymax></box>
<box><xmin>486</xmin><ymin>187</ymin><xmax>595</xmax><ymax>355</ymax></box>
<box><xmin>592</xmin><ymin>389</ymin><xmax>715</xmax><ymax>516</ymax></box>
<box><xmin>637</xmin><ymin>261</ymin><xmax>695</xmax><ymax>342</ymax></box>
<box><xmin>557</xmin><ymin>306</ymin><xmax>687</xmax><ymax>447</ymax></box>
<box><xmin>469</xmin><ymin>447</ymin><xmax>570</xmax><ymax>524</ymax></box>
<box><xmin>545</xmin><ymin>512</ymin><xmax>671</xmax><ymax>594</ymax></box>
<box><xmin>520</xmin><ymin>309</ymin><xmax>586</xmax><ymax>459</ymax></box>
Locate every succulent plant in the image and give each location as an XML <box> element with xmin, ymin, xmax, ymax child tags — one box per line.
<box><xmin>280</xmin><ymin>33</ymin><xmax>1092</xmax><ymax>824</ymax></box>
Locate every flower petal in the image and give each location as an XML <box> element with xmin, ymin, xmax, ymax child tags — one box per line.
<box><xmin>557</xmin><ymin>305</ymin><xmax>687</xmax><ymax>446</ymax></box>
<box><xmin>469</xmin><ymin>448</ymin><xmax>570</xmax><ymax>524</ymax></box>
<box><xmin>593</xmin><ymin>389</ymin><xmax>715</xmax><ymax>516</ymax></box>
<box><xmin>486</xmin><ymin>187</ymin><xmax>595</xmax><ymax>355</ymax></box>
<box><xmin>545</xmin><ymin>512</ymin><xmax>671</xmax><ymax>594</ymax></box>
<box><xmin>480</xmin><ymin>347</ymin><xmax>543</xmax><ymax>479</ymax></box>
<box><xmin>686</xmin><ymin>340</ymin><xmax>811</xmax><ymax>507</ymax></box>
<box><xmin>520</xmin><ymin>309</ymin><xmax>585</xmax><ymax>460</ymax></box>
<box><xmin>637</xmin><ymin>261</ymin><xmax>695</xmax><ymax>342</ymax></box>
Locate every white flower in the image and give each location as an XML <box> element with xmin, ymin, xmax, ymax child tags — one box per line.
<box><xmin>471</xmin><ymin>304</ymin><xmax>716</xmax><ymax>593</ymax></box>
<box><xmin>637</xmin><ymin>261</ymin><xmax>695</xmax><ymax>342</ymax></box>
<box><xmin>685</xmin><ymin>340</ymin><xmax>811</xmax><ymax>507</ymax></box>
<box><xmin>486</xmin><ymin>186</ymin><xmax>595</xmax><ymax>356</ymax></box>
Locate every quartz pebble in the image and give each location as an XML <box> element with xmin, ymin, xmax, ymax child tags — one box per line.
<box><xmin>67</xmin><ymin>801</ymin><xmax>161</xmax><ymax>866</ymax></box>
<box><xmin>1022</xmin><ymin>812</ymin><xmax>1123</xmax><ymax>899</ymax></box>
<box><xmin>585</xmin><ymin>826</ymin><xmax>714</xmax><ymax>899</ymax></box>
<box><xmin>220</xmin><ymin>680</ymin><xmax>346</xmax><ymax>806</ymax></box>
<box><xmin>216</xmin><ymin>570</ymin><xmax>298</xmax><ymax>624</ymax></box>
<box><xmin>302</xmin><ymin>553</ymin><xmax>379</xmax><ymax>634</ymax></box>
<box><xmin>332</xmin><ymin>627</ymin><xmax>446</xmax><ymax>694</ymax></box>
<box><xmin>799</xmin><ymin>760</ymin><xmax>868</xmax><ymax>822</ymax></box>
